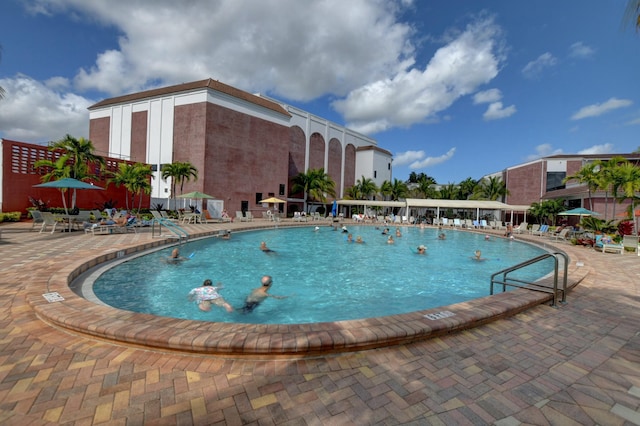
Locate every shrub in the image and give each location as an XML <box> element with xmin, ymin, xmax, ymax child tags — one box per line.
<box><xmin>0</xmin><ymin>212</ymin><xmax>21</xmax><ymax>222</ymax></box>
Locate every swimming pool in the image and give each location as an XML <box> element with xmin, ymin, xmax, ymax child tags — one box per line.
<box><xmin>90</xmin><ymin>226</ymin><xmax>554</xmax><ymax>324</ymax></box>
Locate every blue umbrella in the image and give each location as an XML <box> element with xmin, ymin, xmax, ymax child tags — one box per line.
<box><xmin>331</xmin><ymin>200</ymin><xmax>338</xmax><ymax>217</ymax></box>
<box><xmin>34</xmin><ymin>178</ymin><xmax>104</xmax><ymax>214</ymax></box>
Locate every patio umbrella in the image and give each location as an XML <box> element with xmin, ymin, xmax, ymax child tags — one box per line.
<box><xmin>558</xmin><ymin>207</ymin><xmax>600</xmax><ymax>217</ymax></box>
<box><xmin>177</xmin><ymin>191</ymin><xmax>216</xmax><ymax>210</ymax></box>
<box><xmin>33</xmin><ymin>177</ymin><xmax>104</xmax><ymax>215</ymax></box>
<box><xmin>259</xmin><ymin>197</ymin><xmax>286</xmax><ymax>204</ymax></box>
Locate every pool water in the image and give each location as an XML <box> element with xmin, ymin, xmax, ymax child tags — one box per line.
<box><xmin>91</xmin><ymin>225</ymin><xmax>554</xmax><ymax>324</ymax></box>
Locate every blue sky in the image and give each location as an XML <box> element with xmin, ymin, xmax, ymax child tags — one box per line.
<box><xmin>1</xmin><ymin>0</ymin><xmax>639</xmax><ymax>184</ymax></box>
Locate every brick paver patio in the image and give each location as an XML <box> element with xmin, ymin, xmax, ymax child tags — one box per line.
<box><xmin>0</xmin><ymin>220</ymin><xmax>638</xmax><ymax>425</ymax></box>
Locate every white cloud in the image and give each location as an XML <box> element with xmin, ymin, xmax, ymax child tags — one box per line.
<box><xmin>525</xmin><ymin>143</ymin><xmax>563</xmax><ymax>161</ymax></box>
<box><xmin>571</xmin><ymin>98</ymin><xmax>633</xmax><ymax>120</ymax></box>
<box><xmin>333</xmin><ymin>16</ymin><xmax>506</xmax><ymax>134</ymax></box>
<box><xmin>394</xmin><ymin>148</ymin><xmax>456</xmax><ymax>169</ymax></box>
<box><xmin>30</xmin><ymin>0</ymin><xmax>416</xmax><ymax>101</ymax></box>
<box><xmin>569</xmin><ymin>41</ymin><xmax>595</xmax><ymax>59</ymax></box>
<box><xmin>578</xmin><ymin>143</ymin><xmax>614</xmax><ymax>155</ymax></box>
<box><xmin>0</xmin><ymin>75</ymin><xmax>92</xmax><ymax>141</ymax></box>
<box><xmin>483</xmin><ymin>102</ymin><xmax>516</xmax><ymax>121</ymax></box>
<box><xmin>522</xmin><ymin>52</ymin><xmax>557</xmax><ymax>79</ymax></box>
<box><xmin>473</xmin><ymin>88</ymin><xmax>502</xmax><ymax>104</ymax></box>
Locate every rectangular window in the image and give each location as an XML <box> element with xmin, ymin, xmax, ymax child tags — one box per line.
<box><xmin>255</xmin><ymin>193</ymin><xmax>262</xmax><ymax>205</ymax></box>
<box><xmin>279</xmin><ymin>184</ymin><xmax>285</xmax><ymax>195</ymax></box>
<box><xmin>546</xmin><ymin>172</ymin><xmax>566</xmax><ymax>192</ymax></box>
<box><xmin>374</xmin><ymin>171</ymin><xmax>377</xmax><ymax>178</ymax></box>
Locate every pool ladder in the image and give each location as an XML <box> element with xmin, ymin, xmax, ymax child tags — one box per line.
<box><xmin>151</xmin><ymin>218</ymin><xmax>189</xmax><ymax>243</ymax></box>
<box><xmin>490</xmin><ymin>252</ymin><xmax>568</xmax><ymax>307</ymax></box>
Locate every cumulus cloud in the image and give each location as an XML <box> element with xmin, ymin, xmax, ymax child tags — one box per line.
<box><xmin>525</xmin><ymin>143</ymin><xmax>614</xmax><ymax>161</ymax></box>
<box><xmin>522</xmin><ymin>52</ymin><xmax>557</xmax><ymax>79</ymax></box>
<box><xmin>333</xmin><ymin>16</ymin><xmax>507</xmax><ymax>134</ymax></box>
<box><xmin>578</xmin><ymin>143</ymin><xmax>614</xmax><ymax>155</ymax></box>
<box><xmin>29</xmin><ymin>0</ymin><xmax>416</xmax><ymax>101</ymax></box>
<box><xmin>525</xmin><ymin>143</ymin><xmax>563</xmax><ymax>161</ymax></box>
<box><xmin>569</xmin><ymin>41</ymin><xmax>595</xmax><ymax>59</ymax></box>
<box><xmin>0</xmin><ymin>75</ymin><xmax>92</xmax><ymax>141</ymax></box>
<box><xmin>473</xmin><ymin>88</ymin><xmax>516</xmax><ymax>120</ymax></box>
<box><xmin>394</xmin><ymin>147</ymin><xmax>456</xmax><ymax>169</ymax></box>
<box><xmin>571</xmin><ymin>98</ymin><xmax>633</xmax><ymax>120</ymax></box>
<box><xmin>483</xmin><ymin>102</ymin><xmax>516</xmax><ymax>121</ymax></box>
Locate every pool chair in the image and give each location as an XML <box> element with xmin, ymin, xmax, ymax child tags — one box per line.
<box><xmin>594</xmin><ymin>235</ymin><xmax>623</xmax><ymax>254</ymax></box>
<box><xmin>453</xmin><ymin>218</ymin><xmax>462</xmax><ymax>228</ymax></box>
<box><xmin>480</xmin><ymin>219</ymin><xmax>489</xmax><ymax>229</ymax></box>
<box><xmin>514</xmin><ymin>222</ymin><xmax>528</xmax><ymax>234</ymax></box>
<box><xmin>528</xmin><ymin>224</ymin><xmax>540</xmax><ymax>235</ymax></box>
<box><xmin>38</xmin><ymin>212</ymin><xmax>60</xmax><ymax>234</ymax></box>
<box><xmin>30</xmin><ymin>210</ymin><xmax>44</xmax><ymax>231</ymax></box>
<box><xmin>622</xmin><ymin>235</ymin><xmax>640</xmax><ymax>255</ymax></box>
<box><xmin>551</xmin><ymin>228</ymin><xmax>571</xmax><ymax>242</ymax></box>
<box><xmin>532</xmin><ymin>224</ymin><xmax>549</xmax><ymax>236</ymax></box>
<box><xmin>236</xmin><ymin>211</ymin><xmax>247</xmax><ymax>222</ymax></box>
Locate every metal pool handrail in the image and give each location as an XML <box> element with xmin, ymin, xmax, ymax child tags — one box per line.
<box><xmin>490</xmin><ymin>252</ymin><xmax>568</xmax><ymax>307</ymax></box>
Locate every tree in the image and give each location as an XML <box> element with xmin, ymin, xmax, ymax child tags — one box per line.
<box><xmin>379</xmin><ymin>180</ymin><xmax>393</xmax><ymax>200</ymax></box>
<box><xmin>530</xmin><ymin>199</ymin><xmax>565</xmax><ymax>225</ymax></box>
<box><xmin>161</xmin><ymin>161</ymin><xmax>198</xmax><ymax>204</ymax></box>
<box><xmin>354</xmin><ymin>176</ymin><xmax>378</xmax><ymax>200</ymax></box>
<box><xmin>291</xmin><ymin>168</ymin><xmax>336</xmax><ymax>211</ymax></box>
<box><xmin>596</xmin><ymin>156</ymin><xmax>626</xmax><ymax>220</ymax></box>
<box><xmin>458</xmin><ymin>177</ymin><xmax>478</xmax><ymax>200</ymax></box>
<box><xmin>563</xmin><ymin>162</ymin><xmax>600</xmax><ymax>210</ymax></box>
<box><xmin>108</xmin><ymin>163</ymin><xmax>154</xmax><ymax>211</ymax></box>
<box><xmin>34</xmin><ymin>134</ymin><xmax>105</xmax><ymax>209</ymax></box>
<box><xmin>623</xmin><ymin>0</ymin><xmax>640</xmax><ymax>31</ymax></box>
<box><xmin>438</xmin><ymin>183</ymin><xmax>460</xmax><ymax>200</ymax></box>
<box><xmin>471</xmin><ymin>176</ymin><xmax>509</xmax><ymax>201</ymax></box>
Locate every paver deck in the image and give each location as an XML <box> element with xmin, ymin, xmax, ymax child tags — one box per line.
<box><xmin>0</xmin><ymin>219</ymin><xmax>639</xmax><ymax>425</ymax></box>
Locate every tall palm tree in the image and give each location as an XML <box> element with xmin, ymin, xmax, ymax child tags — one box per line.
<box><xmin>34</xmin><ymin>134</ymin><xmax>105</xmax><ymax>209</ymax></box>
<box><xmin>379</xmin><ymin>180</ymin><xmax>393</xmax><ymax>200</ymax></box>
<box><xmin>458</xmin><ymin>177</ymin><xmax>478</xmax><ymax>200</ymax></box>
<box><xmin>161</xmin><ymin>161</ymin><xmax>198</xmax><ymax>205</ymax></box>
<box><xmin>471</xmin><ymin>176</ymin><xmax>509</xmax><ymax>201</ymax></box>
<box><xmin>291</xmin><ymin>168</ymin><xmax>336</xmax><ymax>212</ymax></box>
<box><xmin>108</xmin><ymin>163</ymin><xmax>154</xmax><ymax>211</ymax></box>
<box><xmin>596</xmin><ymin>157</ymin><xmax>626</xmax><ymax>220</ymax></box>
<box><xmin>439</xmin><ymin>183</ymin><xmax>460</xmax><ymax>200</ymax></box>
<box><xmin>563</xmin><ymin>162</ymin><xmax>601</xmax><ymax>210</ymax></box>
<box><xmin>355</xmin><ymin>176</ymin><xmax>378</xmax><ymax>200</ymax></box>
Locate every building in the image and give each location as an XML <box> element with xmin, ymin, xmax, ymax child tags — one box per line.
<box><xmin>501</xmin><ymin>153</ymin><xmax>640</xmax><ymax>223</ymax></box>
<box><xmin>88</xmin><ymin>78</ymin><xmax>392</xmax><ymax>217</ymax></box>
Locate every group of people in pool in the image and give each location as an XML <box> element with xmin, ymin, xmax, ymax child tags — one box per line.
<box><xmin>187</xmin><ymin>275</ymin><xmax>289</xmax><ymax>313</ymax></box>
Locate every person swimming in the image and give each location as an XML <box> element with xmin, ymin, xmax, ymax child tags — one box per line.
<box><xmin>164</xmin><ymin>248</ymin><xmax>188</xmax><ymax>263</ymax></box>
<box><xmin>416</xmin><ymin>244</ymin><xmax>426</xmax><ymax>254</ymax></box>
<box><xmin>187</xmin><ymin>279</ymin><xmax>233</xmax><ymax>312</ymax></box>
<box><xmin>239</xmin><ymin>275</ymin><xmax>288</xmax><ymax>313</ymax></box>
<box><xmin>473</xmin><ymin>250</ymin><xmax>486</xmax><ymax>261</ymax></box>
<box><xmin>260</xmin><ymin>241</ymin><xmax>275</xmax><ymax>253</ymax></box>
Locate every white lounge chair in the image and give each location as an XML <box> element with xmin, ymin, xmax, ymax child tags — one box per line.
<box><xmin>622</xmin><ymin>235</ymin><xmax>640</xmax><ymax>255</ymax></box>
<box><xmin>30</xmin><ymin>210</ymin><xmax>44</xmax><ymax>231</ymax></box>
<box><xmin>39</xmin><ymin>212</ymin><xmax>60</xmax><ymax>234</ymax></box>
<box><xmin>514</xmin><ymin>222</ymin><xmax>528</xmax><ymax>234</ymax></box>
<box><xmin>528</xmin><ymin>224</ymin><xmax>540</xmax><ymax>235</ymax></box>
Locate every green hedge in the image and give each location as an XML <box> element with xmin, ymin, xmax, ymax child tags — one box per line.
<box><xmin>0</xmin><ymin>212</ymin><xmax>21</xmax><ymax>222</ymax></box>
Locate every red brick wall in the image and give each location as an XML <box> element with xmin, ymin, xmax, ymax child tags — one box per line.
<box><xmin>288</xmin><ymin>126</ymin><xmax>306</xmax><ymax>199</ymax></box>
<box><xmin>130</xmin><ymin>111</ymin><xmax>148</xmax><ymax>163</ymax></box>
<box><xmin>308</xmin><ymin>133</ymin><xmax>325</xmax><ymax>170</ymax></box>
<box><xmin>2</xmin><ymin>140</ymin><xmax>148</xmax><ymax>214</ymax></box>
<box><xmin>89</xmin><ymin>116</ymin><xmax>111</xmax><ymax>157</ymax></box>
<box><xmin>327</xmin><ymin>138</ymin><xmax>342</xmax><ymax>198</ymax></box>
<box><xmin>343</xmin><ymin>144</ymin><xmax>356</xmax><ymax>190</ymax></box>
<box><xmin>505</xmin><ymin>162</ymin><xmax>544</xmax><ymax>205</ymax></box>
<box><xmin>173</xmin><ymin>102</ymin><xmax>291</xmax><ymax>215</ymax></box>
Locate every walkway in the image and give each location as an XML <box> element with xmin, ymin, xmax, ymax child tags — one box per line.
<box><xmin>0</xmin><ymin>220</ymin><xmax>639</xmax><ymax>425</ymax></box>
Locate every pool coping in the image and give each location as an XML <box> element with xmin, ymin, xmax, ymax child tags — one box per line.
<box><xmin>25</xmin><ymin>224</ymin><xmax>589</xmax><ymax>358</ymax></box>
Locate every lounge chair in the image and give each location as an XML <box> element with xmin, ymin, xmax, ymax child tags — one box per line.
<box><xmin>480</xmin><ymin>220</ymin><xmax>489</xmax><ymax>229</ymax></box>
<box><xmin>594</xmin><ymin>235</ymin><xmax>623</xmax><ymax>254</ymax></box>
<box><xmin>245</xmin><ymin>211</ymin><xmax>254</xmax><ymax>222</ymax></box>
<box><xmin>236</xmin><ymin>211</ymin><xmax>247</xmax><ymax>222</ymax></box>
<box><xmin>514</xmin><ymin>222</ymin><xmax>528</xmax><ymax>234</ymax></box>
<box><xmin>622</xmin><ymin>235</ymin><xmax>640</xmax><ymax>256</ymax></box>
<box><xmin>528</xmin><ymin>224</ymin><xmax>540</xmax><ymax>235</ymax></box>
<box><xmin>30</xmin><ymin>210</ymin><xmax>44</xmax><ymax>231</ymax></box>
<box><xmin>551</xmin><ymin>228</ymin><xmax>571</xmax><ymax>242</ymax></box>
<box><xmin>532</xmin><ymin>224</ymin><xmax>549</xmax><ymax>236</ymax></box>
<box><xmin>85</xmin><ymin>216</ymin><xmax>138</xmax><ymax>236</ymax></box>
<box><xmin>39</xmin><ymin>212</ymin><xmax>60</xmax><ymax>234</ymax></box>
<box><xmin>453</xmin><ymin>218</ymin><xmax>462</xmax><ymax>228</ymax></box>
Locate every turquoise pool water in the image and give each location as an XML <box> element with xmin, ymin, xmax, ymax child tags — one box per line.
<box><xmin>91</xmin><ymin>225</ymin><xmax>554</xmax><ymax>324</ymax></box>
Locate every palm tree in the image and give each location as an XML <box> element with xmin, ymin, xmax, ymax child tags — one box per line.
<box><xmin>458</xmin><ymin>177</ymin><xmax>478</xmax><ymax>200</ymax></box>
<box><xmin>471</xmin><ymin>176</ymin><xmax>509</xmax><ymax>201</ymax></box>
<box><xmin>439</xmin><ymin>183</ymin><xmax>460</xmax><ymax>200</ymax></box>
<box><xmin>615</xmin><ymin>161</ymin><xmax>640</xmax><ymax>232</ymax></box>
<box><xmin>388</xmin><ymin>179</ymin><xmax>408</xmax><ymax>201</ymax></box>
<box><xmin>596</xmin><ymin>157</ymin><xmax>626</xmax><ymax>220</ymax></box>
<box><xmin>108</xmin><ymin>163</ymin><xmax>154</xmax><ymax>211</ymax></box>
<box><xmin>563</xmin><ymin>162</ymin><xmax>601</xmax><ymax>210</ymax></box>
<box><xmin>161</xmin><ymin>162</ymin><xmax>198</xmax><ymax>206</ymax></box>
<box><xmin>291</xmin><ymin>168</ymin><xmax>336</xmax><ymax>212</ymax></box>
<box><xmin>34</xmin><ymin>134</ymin><xmax>105</xmax><ymax>209</ymax></box>
<box><xmin>355</xmin><ymin>176</ymin><xmax>378</xmax><ymax>200</ymax></box>
<box><xmin>379</xmin><ymin>180</ymin><xmax>393</xmax><ymax>200</ymax></box>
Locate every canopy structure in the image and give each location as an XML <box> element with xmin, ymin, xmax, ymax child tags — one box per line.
<box><xmin>336</xmin><ymin>198</ymin><xmax>531</xmax><ymax>223</ymax></box>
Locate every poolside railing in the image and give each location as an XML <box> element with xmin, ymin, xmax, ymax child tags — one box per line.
<box><xmin>490</xmin><ymin>252</ymin><xmax>568</xmax><ymax>307</ymax></box>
